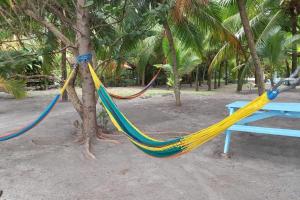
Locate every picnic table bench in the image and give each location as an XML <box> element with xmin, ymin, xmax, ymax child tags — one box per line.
<box><xmin>224</xmin><ymin>101</ymin><xmax>300</xmax><ymax>154</ymax></box>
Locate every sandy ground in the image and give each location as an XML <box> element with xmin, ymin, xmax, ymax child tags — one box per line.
<box><xmin>0</xmin><ymin>85</ymin><xmax>300</xmax><ymax>200</ymax></box>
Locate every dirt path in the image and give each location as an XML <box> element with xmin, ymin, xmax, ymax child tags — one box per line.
<box><xmin>0</xmin><ymin>85</ymin><xmax>300</xmax><ymax>200</ymax></box>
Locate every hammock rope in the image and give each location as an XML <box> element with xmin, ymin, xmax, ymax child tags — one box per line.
<box><xmin>108</xmin><ymin>68</ymin><xmax>161</xmax><ymax>100</ymax></box>
<box><xmin>88</xmin><ymin>62</ymin><xmax>279</xmax><ymax>158</ymax></box>
<box><xmin>0</xmin><ymin>67</ymin><xmax>76</xmax><ymax>141</ymax></box>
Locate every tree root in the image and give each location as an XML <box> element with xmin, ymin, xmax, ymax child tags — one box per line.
<box><xmin>73</xmin><ymin>120</ymin><xmax>85</xmax><ymax>144</ymax></box>
<box><xmin>84</xmin><ymin>137</ymin><xmax>96</xmax><ymax>160</ymax></box>
<box><xmin>73</xmin><ymin>120</ymin><xmax>95</xmax><ymax>159</ymax></box>
<box><xmin>73</xmin><ymin>120</ymin><xmax>120</xmax><ymax>159</ymax></box>
<box><xmin>96</xmin><ymin>131</ymin><xmax>120</xmax><ymax>144</ymax></box>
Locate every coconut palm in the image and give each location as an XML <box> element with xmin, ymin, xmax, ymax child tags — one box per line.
<box><xmin>257</xmin><ymin>27</ymin><xmax>300</xmax><ymax>85</ymax></box>
<box><xmin>156</xmin><ymin>37</ymin><xmax>201</xmax><ymax>87</ymax></box>
<box><xmin>0</xmin><ymin>50</ymin><xmax>35</xmax><ymax>98</ymax></box>
<box><xmin>209</xmin><ymin>0</ymin><xmax>297</xmax><ymax>92</ymax></box>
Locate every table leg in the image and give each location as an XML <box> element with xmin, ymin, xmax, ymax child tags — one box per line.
<box><xmin>223</xmin><ymin>108</ymin><xmax>234</xmax><ymax>154</ymax></box>
<box><xmin>224</xmin><ymin>130</ymin><xmax>232</xmax><ymax>154</ymax></box>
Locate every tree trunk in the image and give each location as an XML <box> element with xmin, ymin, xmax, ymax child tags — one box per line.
<box><xmin>188</xmin><ymin>74</ymin><xmax>192</xmax><ymax>87</ymax></box>
<box><xmin>163</xmin><ymin>21</ymin><xmax>181</xmax><ymax>106</ymax></box>
<box><xmin>214</xmin><ymin>70</ymin><xmax>217</xmax><ymax>89</ymax></box>
<box><xmin>200</xmin><ymin>66</ymin><xmax>205</xmax><ymax>86</ymax></box>
<box><xmin>237</xmin><ymin>0</ymin><xmax>265</xmax><ymax>95</ymax></box>
<box><xmin>291</xmin><ymin>10</ymin><xmax>298</xmax><ymax>73</ymax></box>
<box><xmin>61</xmin><ymin>42</ymin><xmax>68</xmax><ymax>101</ymax></box>
<box><xmin>136</xmin><ymin>70</ymin><xmax>140</xmax><ymax>85</ymax></box>
<box><xmin>141</xmin><ymin>70</ymin><xmax>146</xmax><ymax>86</ymax></box>
<box><xmin>203</xmin><ymin>70</ymin><xmax>212</xmax><ymax>91</ymax></box>
<box><xmin>225</xmin><ymin>61</ymin><xmax>228</xmax><ymax>85</ymax></box>
<box><xmin>207</xmin><ymin>72</ymin><xmax>212</xmax><ymax>91</ymax></box>
<box><xmin>286</xmin><ymin>59</ymin><xmax>291</xmax><ymax>78</ymax></box>
<box><xmin>270</xmin><ymin>70</ymin><xmax>275</xmax><ymax>87</ymax></box>
<box><xmin>76</xmin><ymin>0</ymin><xmax>97</xmax><ymax>158</ymax></box>
<box><xmin>236</xmin><ymin>55</ymin><xmax>243</xmax><ymax>92</ymax></box>
<box><xmin>195</xmin><ymin>65</ymin><xmax>199</xmax><ymax>91</ymax></box>
<box><xmin>218</xmin><ymin>65</ymin><xmax>222</xmax><ymax>88</ymax></box>
<box><xmin>237</xmin><ymin>68</ymin><xmax>244</xmax><ymax>92</ymax></box>
<box><xmin>254</xmin><ymin>70</ymin><xmax>258</xmax><ymax>86</ymax></box>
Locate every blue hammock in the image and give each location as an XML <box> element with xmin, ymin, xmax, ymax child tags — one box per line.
<box><xmin>0</xmin><ymin>94</ymin><xmax>60</xmax><ymax>141</ymax></box>
<box><xmin>0</xmin><ymin>66</ymin><xmax>76</xmax><ymax>141</ymax></box>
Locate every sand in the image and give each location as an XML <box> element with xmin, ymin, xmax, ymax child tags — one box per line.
<box><xmin>0</xmin><ymin>85</ymin><xmax>299</xmax><ymax>200</ymax></box>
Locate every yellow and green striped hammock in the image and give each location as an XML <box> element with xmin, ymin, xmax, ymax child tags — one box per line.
<box><xmin>88</xmin><ymin>63</ymin><xmax>278</xmax><ymax>158</ymax></box>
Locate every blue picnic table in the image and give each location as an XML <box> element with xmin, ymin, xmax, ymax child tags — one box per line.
<box><xmin>224</xmin><ymin>101</ymin><xmax>300</xmax><ymax>154</ymax></box>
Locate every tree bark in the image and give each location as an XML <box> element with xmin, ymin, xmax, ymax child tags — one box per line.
<box><xmin>163</xmin><ymin>21</ymin><xmax>181</xmax><ymax>106</ymax></box>
<box><xmin>236</xmin><ymin>55</ymin><xmax>243</xmax><ymax>92</ymax></box>
<box><xmin>270</xmin><ymin>69</ymin><xmax>275</xmax><ymax>87</ymax></box>
<box><xmin>141</xmin><ymin>68</ymin><xmax>146</xmax><ymax>86</ymax></box>
<box><xmin>207</xmin><ymin>71</ymin><xmax>212</xmax><ymax>91</ymax></box>
<box><xmin>76</xmin><ymin>0</ymin><xmax>97</xmax><ymax>158</ymax></box>
<box><xmin>218</xmin><ymin>65</ymin><xmax>222</xmax><ymax>88</ymax></box>
<box><xmin>291</xmin><ymin>10</ymin><xmax>298</xmax><ymax>73</ymax></box>
<box><xmin>61</xmin><ymin>41</ymin><xmax>68</xmax><ymax>101</ymax></box>
<box><xmin>214</xmin><ymin>70</ymin><xmax>217</xmax><ymax>89</ymax></box>
<box><xmin>286</xmin><ymin>59</ymin><xmax>291</xmax><ymax>78</ymax></box>
<box><xmin>195</xmin><ymin>65</ymin><xmax>199</xmax><ymax>91</ymax></box>
<box><xmin>201</xmin><ymin>66</ymin><xmax>205</xmax><ymax>86</ymax></box>
<box><xmin>225</xmin><ymin>61</ymin><xmax>228</xmax><ymax>85</ymax></box>
<box><xmin>237</xmin><ymin>68</ymin><xmax>243</xmax><ymax>92</ymax></box>
<box><xmin>189</xmin><ymin>74</ymin><xmax>193</xmax><ymax>87</ymax></box>
<box><xmin>237</xmin><ymin>0</ymin><xmax>265</xmax><ymax>95</ymax></box>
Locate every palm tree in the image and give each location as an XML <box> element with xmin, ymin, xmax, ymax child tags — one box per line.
<box><xmin>210</xmin><ymin>0</ymin><xmax>296</xmax><ymax>93</ymax></box>
<box><xmin>158</xmin><ymin>37</ymin><xmax>201</xmax><ymax>87</ymax></box>
<box><xmin>281</xmin><ymin>0</ymin><xmax>300</xmax><ymax>73</ymax></box>
<box><xmin>163</xmin><ymin>20</ymin><xmax>182</xmax><ymax>105</ymax></box>
<box><xmin>257</xmin><ymin>27</ymin><xmax>300</xmax><ymax>85</ymax></box>
<box><xmin>0</xmin><ymin>51</ymin><xmax>39</xmax><ymax>99</ymax></box>
<box><xmin>159</xmin><ymin>0</ymin><xmax>243</xmax><ymax>105</ymax></box>
<box><xmin>0</xmin><ymin>77</ymin><xmax>26</xmax><ymax>98</ymax></box>
<box><xmin>237</xmin><ymin>0</ymin><xmax>265</xmax><ymax>95</ymax></box>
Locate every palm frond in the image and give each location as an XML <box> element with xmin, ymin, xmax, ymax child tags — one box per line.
<box><xmin>208</xmin><ymin>43</ymin><xmax>235</xmax><ymax>73</ymax></box>
<box><xmin>0</xmin><ymin>76</ymin><xmax>26</xmax><ymax>98</ymax></box>
<box><xmin>190</xmin><ymin>3</ymin><xmax>243</xmax><ymax>52</ymax></box>
<box><xmin>171</xmin><ymin>17</ymin><xmax>205</xmax><ymax>57</ymax></box>
<box><xmin>256</xmin><ymin>10</ymin><xmax>286</xmax><ymax>46</ymax></box>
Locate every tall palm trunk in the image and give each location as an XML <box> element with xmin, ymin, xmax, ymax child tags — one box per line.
<box><xmin>214</xmin><ymin>70</ymin><xmax>217</xmax><ymax>89</ymax></box>
<box><xmin>195</xmin><ymin>65</ymin><xmax>199</xmax><ymax>91</ymax></box>
<box><xmin>163</xmin><ymin>21</ymin><xmax>181</xmax><ymax>106</ymax></box>
<box><xmin>207</xmin><ymin>72</ymin><xmax>212</xmax><ymax>91</ymax></box>
<box><xmin>270</xmin><ymin>69</ymin><xmax>275</xmax><ymax>87</ymax></box>
<box><xmin>237</xmin><ymin>0</ymin><xmax>265</xmax><ymax>95</ymax></box>
<box><xmin>236</xmin><ymin>55</ymin><xmax>243</xmax><ymax>92</ymax></box>
<box><xmin>140</xmin><ymin>64</ymin><xmax>147</xmax><ymax>86</ymax></box>
<box><xmin>141</xmin><ymin>70</ymin><xmax>146</xmax><ymax>86</ymax></box>
<box><xmin>291</xmin><ymin>10</ymin><xmax>298</xmax><ymax>73</ymax></box>
<box><xmin>218</xmin><ymin>65</ymin><xmax>222</xmax><ymax>88</ymax></box>
<box><xmin>225</xmin><ymin>61</ymin><xmax>228</xmax><ymax>85</ymax></box>
<box><xmin>200</xmin><ymin>66</ymin><xmax>204</xmax><ymax>86</ymax></box>
<box><xmin>76</xmin><ymin>0</ymin><xmax>97</xmax><ymax>158</ymax></box>
<box><xmin>237</xmin><ymin>68</ymin><xmax>244</xmax><ymax>92</ymax></box>
<box><xmin>61</xmin><ymin>41</ymin><xmax>68</xmax><ymax>101</ymax></box>
<box><xmin>286</xmin><ymin>59</ymin><xmax>291</xmax><ymax>78</ymax></box>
